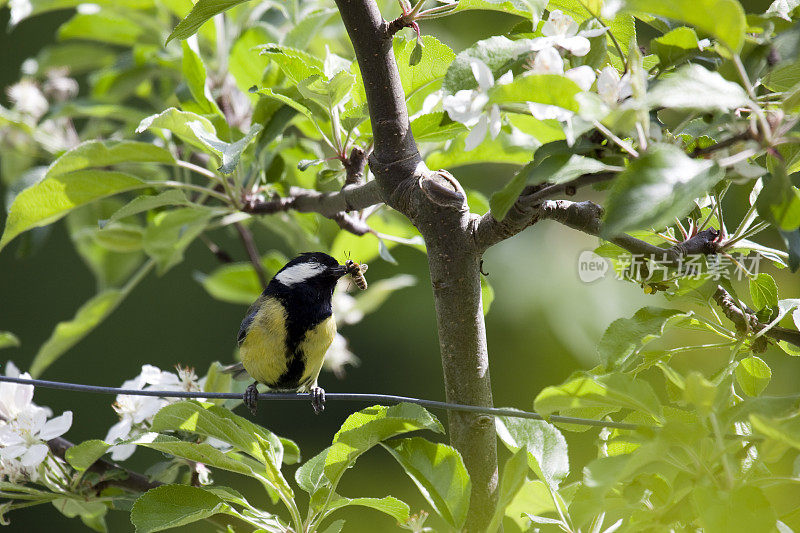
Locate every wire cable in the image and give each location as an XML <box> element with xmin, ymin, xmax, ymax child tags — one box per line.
<box><xmin>0</xmin><ymin>375</ymin><xmax>642</xmax><ymax>431</ymax></box>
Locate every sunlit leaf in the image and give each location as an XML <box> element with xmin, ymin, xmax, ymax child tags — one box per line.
<box><xmin>736</xmin><ymin>356</ymin><xmax>772</xmax><ymax>397</ymax></box>
<box><xmin>602</xmin><ymin>144</ymin><xmax>724</xmax><ymax>236</ymax></box>
<box><xmin>166</xmin><ymin>0</ymin><xmax>251</xmax><ymax>44</ymax></box>
<box><xmin>0</xmin><ymin>170</ymin><xmax>146</xmax><ymax>252</ymax></box>
<box><xmin>131</xmin><ymin>485</ymin><xmax>229</xmax><ymax>533</ymax></box>
<box><xmin>382</xmin><ymin>437</ymin><xmax>470</xmax><ymax>530</ymax></box>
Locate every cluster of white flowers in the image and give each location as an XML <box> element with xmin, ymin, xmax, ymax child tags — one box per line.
<box><xmin>442</xmin><ymin>10</ymin><xmax>632</xmax><ymax>149</ymax></box>
<box><xmin>0</xmin><ymin>362</ymin><xmax>72</xmax><ymax>483</ymax></box>
<box><xmin>105</xmin><ymin>365</ymin><xmax>204</xmax><ymax>461</ymax></box>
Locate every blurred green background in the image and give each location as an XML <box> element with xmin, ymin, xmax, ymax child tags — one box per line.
<box><xmin>1</xmin><ymin>1</ymin><xmax>798</xmax><ymax>531</ymax></box>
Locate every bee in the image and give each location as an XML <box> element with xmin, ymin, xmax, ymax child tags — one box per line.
<box><xmin>344</xmin><ymin>256</ymin><xmax>369</xmax><ymax>290</ymax></box>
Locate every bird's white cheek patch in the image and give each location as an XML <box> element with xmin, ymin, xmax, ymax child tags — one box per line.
<box><xmin>274</xmin><ymin>263</ymin><xmax>326</xmax><ymax>286</ymax></box>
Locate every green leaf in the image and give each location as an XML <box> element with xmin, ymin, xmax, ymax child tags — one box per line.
<box><xmin>382</xmin><ymin>437</ymin><xmax>470</xmax><ymax>530</ymax></box>
<box><xmin>749</xmin><ymin>273</ymin><xmax>779</xmax><ymax>310</ymax></box>
<box><xmin>67</xmin><ymin>200</ymin><xmax>146</xmax><ymax>289</ymax></box>
<box><xmin>624</xmin><ymin>0</ymin><xmax>746</xmax><ymax>52</ymax></box>
<box><xmin>138</xmin><ymin>435</ymin><xmax>257</xmax><ymax>478</ymax></box>
<box><xmin>491</xmin><ymin>74</ymin><xmax>581</xmax><ymax>112</ymax></box>
<box><xmin>647</xmin><ymin>64</ymin><xmax>750</xmax><ymax>111</ymax></box>
<box><xmin>324</xmin><ymin>404</ymin><xmax>444</xmax><ymax>488</ymax></box>
<box><xmin>59</xmin><ymin>13</ymin><xmax>144</xmax><ymax>46</ymax></box>
<box><xmin>150</xmin><ymin>401</ymin><xmax>287</xmax><ymax>468</ymax></box>
<box><xmin>258</xmin><ymin>44</ymin><xmax>324</xmax><ymax>84</ymax></box>
<box><xmin>495</xmin><ymin>415</ymin><xmax>569</xmax><ymax>488</ymax></box>
<box><xmin>488</xmin><ymin>448</ymin><xmax>528</xmax><ymax>533</ymax></box>
<box><xmin>104</xmin><ymin>190</ymin><xmax>191</xmax><ymax>227</ymax></box>
<box><xmin>196</xmin><ymin>262</ymin><xmax>263</xmax><ymax>304</ymax></box>
<box><xmin>0</xmin><ymin>332</ymin><xmax>20</xmax><ymax>350</ymax></box>
<box><xmin>602</xmin><ymin>144</ymin><xmax>724</xmax><ymax>236</ymax></box>
<box><xmin>490</xmin><ymin>154</ymin><xmax>612</xmax><ymax>221</ymax></box>
<box><xmin>452</xmin><ymin>0</ymin><xmax>540</xmax><ymax>18</ymax></box>
<box><xmin>764</xmin><ymin>61</ymin><xmax>800</xmax><ymax>92</ymax></box>
<box><xmin>504</xmin><ymin>480</ymin><xmax>557</xmax><ymax>531</ymax></box>
<box><xmin>756</xmin><ymin>174</ymin><xmax>800</xmax><ymax>232</ymax></box>
<box><xmin>736</xmin><ymin>356</ymin><xmax>772</xmax><ymax>397</ymax></box>
<box><xmin>30</xmin><ymin>261</ymin><xmax>151</xmax><ymax>377</ymax></box>
<box><xmin>135</xmin><ymin>108</ymin><xmax>219</xmax><ymax>155</ymax></box>
<box><xmin>443</xmin><ymin>36</ymin><xmax>533</xmax><ymax>94</ymax></box>
<box><xmin>598</xmin><ymin>307</ymin><xmax>688</xmax><ymax>370</ymax></box>
<box><xmin>188</xmin><ymin>122</ymin><xmax>263</xmax><ymax>174</ymax></box>
<box><xmin>692</xmin><ymin>485</ymin><xmax>776</xmax><ymax>532</ymax></box>
<box><xmin>395</xmin><ymin>36</ymin><xmax>455</xmax><ymax>98</ymax></box>
<box><xmin>47</xmin><ymin>140</ymin><xmax>175</xmax><ymax>178</ymax></box>
<box><xmin>296</xmin><ymin>448</ymin><xmax>331</xmax><ymax>497</ymax></box>
<box><xmin>684</xmin><ymin>371</ymin><xmax>716</xmax><ymax>416</ymax></box>
<box><xmin>534</xmin><ymin>373</ymin><xmax>663</xmax><ymax>422</ymax></box>
<box><xmin>324</xmin><ymin>495</ymin><xmax>410</xmax><ymax>523</ymax></box>
<box><xmin>52</xmin><ymin>499</ymin><xmax>107</xmax><ymax>532</ymax></box>
<box><xmin>65</xmin><ymin>440</ymin><xmax>111</xmax><ymax>471</ymax></box>
<box><xmin>410</xmin><ymin>113</ymin><xmax>467</xmax><ymax>143</ymax></box>
<box><xmin>142</xmin><ymin>208</ymin><xmax>214</xmax><ymax>274</ymax></box>
<box><xmin>751</xmin><ymin>413</ymin><xmax>800</xmax><ymax>448</ymax></box>
<box><xmin>195</xmin><ymin>251</ymin><xmax>288</xmax><ymax>304</ymax></box>
<box><xmin>166</xmin><ymin>0</ymin><xmax>251</xmax><ymax>44</ymax></box>
<box><xmin>0</xmin><ymin>170</ymin><xmax>146</xmax><ymax>252</ymax></box>
<box><xmin>131</xmin><ymin>485</ymin><xmax>229</xmax><ymax>533</ymax></box>
<box><xmin>651</xmin><ymin>27</ymin><xmax>701</xmax><ymax>68</ymax></box>
<box><xmin>181</xmin><ymin>41</ymin><xmax>222</xmax><ymax>116</ymax></box>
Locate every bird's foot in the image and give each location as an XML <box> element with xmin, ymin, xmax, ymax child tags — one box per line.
<box><xmin>310</xmin><ymin>386</ymin><xmax>326</xmax><ymax>415</ymax></box>
<box><xmin>244</xmin><ymin>382</ymin><xmax>259</xmax><ymax>415</ymax></box>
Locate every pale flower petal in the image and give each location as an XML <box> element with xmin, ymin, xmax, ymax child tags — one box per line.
<box><xmin>496</xmin><ymin>70</ymin><xmax>514</xmax><ymax>85</ymax></box>
<box><xmin>557</xmin><ymin>35</ymin><xmax>591</xmax><ymax>56</ymax></box>
<box><xmin>469</xmin><ymin>59</ymin><xmax>495</xmax><ymax>91</ymax></box>
<box><xmin>4</xmin><ymin>361</ymin><xmax>20</xmax><ymax>378</ymax></box>
<box><xmin>488</xmin><ymin>105</ymin><xmax>502</xmax><ymax>139</ymax></box>
<box><xmin>20</xmin><ymin>444</ymin><xmax>48</xmax><ymax>467</ymax></box>
<box><xmin>528</xmin><ymin>102</ymin><xmax>574</xmax><ymax>121</ymax></box>
<box><xmin>0</xmin><ymin>444</ymin><xmax>27</xmax><ymax>460</ymax></box>
<box><xmin>566</xmin><ymin>65</ymin><xmax>596</xmax><ymax>91</ymax></box>
<box><xmin>105</xmin><ymin>418</ymin><xmax>132</xmax><ymax>443</ymax></box>
<box><xmin>531</xmin><ymin>47</ymin><xmax>564</xmax><ymax>75</ymax></box>
<box><xmin>542</xmin><ymin>10</ymin><xmax>579</xmax><ymax>38</ymax></box>
<box><xmin>39</xmin><ymin>411</ymin><xmax>72</xmax><ymax>440</ymax></box>
<box><xmin>464</xmin><ymin>114</ymin><xmax>489</xmax><ymax>151</ymax></box>
<box><xmin>109</xmin><ymin>443</ymin><xmax>136</xmax><ymax>461</ymax></box>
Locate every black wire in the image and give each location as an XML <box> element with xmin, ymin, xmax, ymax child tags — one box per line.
<box><xmin>0</xmin><ymin>375</ymin><xmax>642</xmax><ymax>431</ymax></box>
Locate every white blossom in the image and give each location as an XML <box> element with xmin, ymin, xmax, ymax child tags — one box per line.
<box><xmin>597</xmin><ymin>66</ymin><xmax>632</xmax><ymax>105</ymax></box>
<box><xmin>8</xmin><ymin>0</ymin><xmax>32</xmax><ymax>26</ymax></box>
<box><xmin>323</xmin><ymin>333</ymin><xmax>360</xmax><ymax>379</ymax></box>
<box><xmin>442</xmin><ymin>59</ymin><xmax>512</xmax><ymax>151</ymax></box>
<box><xmin>528</xmin><ymin>46</ymin><xmax>596</xmax><ymax>91</ymax></box>
<box><xmin>534</xmin><ymin>10</ymin><xmax>606</xmax><ymax>57</ymax></box>
<box><xmin>43</xmin><ymin>68</ymin><xmax>79</xmax><ymax>102</ymax></box>
<box><xmin>0</xmin><ymin>410</ymin><xmax>72</xmax><ymax>469</ymax></box>
<box><xmin>6</xmin><ymin>80</ymin><xmax>48</xmax><ymax>121</ymax></box>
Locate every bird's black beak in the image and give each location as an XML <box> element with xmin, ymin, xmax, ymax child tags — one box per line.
<box><xmin>332</xmin><ymin>265</ymin><xmax>349</xmax><ymax>278</ymax></box>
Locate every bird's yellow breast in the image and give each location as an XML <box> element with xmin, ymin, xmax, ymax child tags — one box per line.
<box><xmin>239</xmin><ymin>297</ymin><xmax>288</xmax><ymax>385</ymax></box>
<box><xmin>298</xmin><ymin>315</ymin><xmax>337</xmax><ymax>388</ymax></box>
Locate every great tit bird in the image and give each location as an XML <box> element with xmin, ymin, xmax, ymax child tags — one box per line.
<box><xmin>224</xmin><ymin>252</ymin><xmax>349</xmax><ymax>415</ymax></box>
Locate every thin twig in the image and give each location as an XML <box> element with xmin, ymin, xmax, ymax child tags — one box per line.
<box><xmin>234</xmin><ymin>222</ymin><xmax>268</xmax><ymax>290</ymax></box>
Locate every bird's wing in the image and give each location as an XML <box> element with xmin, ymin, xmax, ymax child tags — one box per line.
<box><xmin>219</xmin><ymin>362</ymin><xmax>251</xmax><ymax>380</ymax></box>
<box><xmin>237</xmin><ymin>299</ymin><xmax>262</xmax><ymax>347</ymax></box>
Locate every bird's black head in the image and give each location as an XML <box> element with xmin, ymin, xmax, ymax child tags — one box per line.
<box><xmin>271</xmin><ymin>252</ymin><xmax>347</xmax><ymax>293</ymax></box>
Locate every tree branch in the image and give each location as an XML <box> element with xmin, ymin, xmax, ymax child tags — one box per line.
<box><xmin>243</xmin><ymin>180</ymin><xmax>383</xmax><ymax>217</ymax></box>
<box><xmin>713</xmin><ymin>286</ymin><xmax>800</xmax><ymax>349</ymax></box>
<box><xmin>474</xmin><ymin>172</ymin><xmax>615</xmax><ymax>251</ymax></box>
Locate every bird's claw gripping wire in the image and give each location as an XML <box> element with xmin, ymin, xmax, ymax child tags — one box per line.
<box><xmin>244</xmin><ymin>382</ymin><xmax>259</xmax><ymax>414</ymax></box>
<box><xmin>311</xmin><ymin>386</ymin><xmax>326</xmax><ymax>414</ymax></box>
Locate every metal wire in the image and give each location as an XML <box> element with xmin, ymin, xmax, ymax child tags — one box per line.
<box><xmin>0</xmin><ymin>375</ymin><xmax>643</xmax><ymax>431</ymax></box>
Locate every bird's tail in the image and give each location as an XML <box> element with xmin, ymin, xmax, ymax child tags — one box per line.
<box><xmin>219</xmin><ymin>362</ymin><xmax>251</xmax><ymax>381</ymax></box>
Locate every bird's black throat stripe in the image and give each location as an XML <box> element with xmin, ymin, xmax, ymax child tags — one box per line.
<box><xmin>264</xmin><ymin>278</ymin><xmax>334</xmax><ymax>388</ymax></box>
